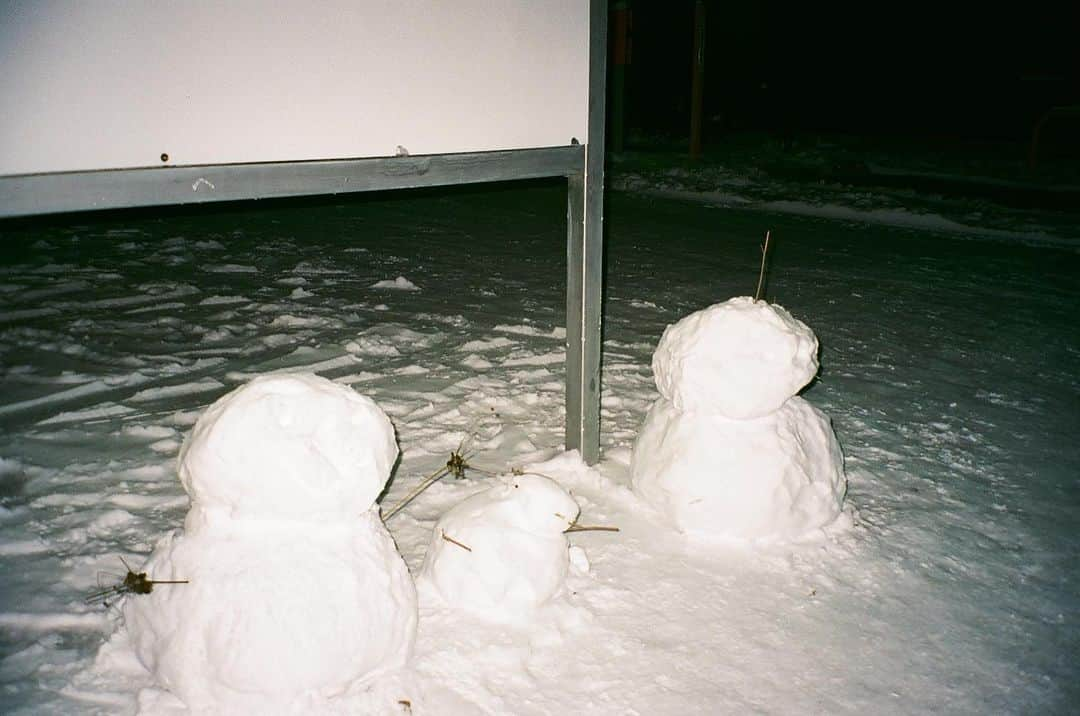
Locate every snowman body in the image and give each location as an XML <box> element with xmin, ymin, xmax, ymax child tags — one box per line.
<box><xmin>419</xmin><ymin>473</ymin><xmax>580</xmax><ymax>621</ymax></box>
<box><xmin>632</xmin><ymin>297</ymin><xmax>846</xmax><ymax>541</ymax></box>
<box><xmin>124</xmin><ymin>374</ymin><xmax>417</xmax><ymax>713</ymax></box>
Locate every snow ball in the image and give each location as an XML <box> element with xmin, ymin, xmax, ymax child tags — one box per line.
<box><xmin>652</xmin><ymin>296</ymin><xmax>819</xmax><ymax>419</ymax></box>
<box><xmin>178</xmin><ymin>373</ymin><xmax>397</xmax><ymax>522</ymax></box>
<box><xmin>419</xmin><ymin>474</ymin><xmax>580</xmax><ymax>621</ymax></box>
<box><xmin>631</xmin><ymin>396</ymin><xmax>845</xmax><ymax>541</ymax></box>
<box><xmin>125</xmin><ymin>511</ymin><xmax>417</xmax><ymax>713</ymax></box>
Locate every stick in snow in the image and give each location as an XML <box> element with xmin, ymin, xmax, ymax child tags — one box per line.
<box><xmin>755</xmin><ymin>230</ymin><xmax>772</xmax><ymax>302</ymax></box>
<box><xmin>441</xmin><ymin>531</ymin><xmax>473</xmax><ymax>552</ymax></box>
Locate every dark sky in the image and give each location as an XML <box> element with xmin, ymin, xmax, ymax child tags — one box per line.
<box><xmin>618</xmin><ymin>1</ymin><xmax>1080</xmax><ymax>142</ymax></box>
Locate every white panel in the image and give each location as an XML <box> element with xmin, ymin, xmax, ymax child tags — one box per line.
<box><xmin>0</xmin><ymin>0</ymin><xmax>589</xmax><ymax>175</ymax></box>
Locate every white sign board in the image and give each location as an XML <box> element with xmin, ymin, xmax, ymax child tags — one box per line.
<box><xmin>0</xmin><ymin>0</ymin><xmax>589</xmax><ymax>175</ymax></box>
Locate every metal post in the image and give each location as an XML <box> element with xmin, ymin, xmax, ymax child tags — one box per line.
<box><xmin>566</xmin><ymin>0</ymin><xmax>607</xmax><ymax>465</ymax></box>
<box><xmin>566</xmin><ymin>171</ymin><xmax>586</xmax><ymax>457</ymax></box>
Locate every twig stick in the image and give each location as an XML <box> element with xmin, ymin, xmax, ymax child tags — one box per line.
<box><xmin>382</xmin><ymin>466</ymin><xmax>450</xmax><ymax>521</ymax></box>
<box><xmin>754</xmin><ymin>230</ymin><xmax>772</xmax><ymax>302</ymax></box>
<box><xmin>441</xmin><ymin>531</ymin><xmax>473</xmax><ymax>552</ymax></box>
<box><xmin>564</xmin><ymin>525</ymin><xmax>621</xmax><ymax>533</ymax></box>
<box><xmin>510</xmin><ymin>467</ymin><xmax>560</xmax><ymax>481</ymax></box>
<box><xmin>461</xmin><ymin>463</ymin><xmax>502</xmax><ymax>478</ymax></box>
<box><xmin>469</xmin><ymin>464</ymin><xmax>560</xmax><ymax>482</ymax></box>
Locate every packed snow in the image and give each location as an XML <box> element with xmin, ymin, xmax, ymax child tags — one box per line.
<box><xmin>633</xmin><ymin>296</ymin><xmax>846</xmax><ymax>541</ymax></box>
<box><xmin>0</xmin><ymin>177</ymin><xmax>1077</xmax><ymax>714</ymax></box>
<box><xmin>633</xmin><ymin>395</ymin><xmax>847</xmax><ymax>542</ymax></box>
<box><xmin>650</xmin><ymin>296</ymin><xmax>819</xmax><ymax>419</ymax></box>
<box><xmin>419</xmin><ymin>473</ymin><xmax>580</xmax><ymax>622</ymax></box>
<box><xmin>178</xmin><ymin>373</ymin><xmax>399</xmax><ymax>521</ymax></box>
<box><xmin>123</xmin><ymin>374</ymin><xmax>416</xmax><ymax>712</ymax></box>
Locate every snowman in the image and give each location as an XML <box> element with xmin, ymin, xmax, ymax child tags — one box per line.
<box><xmin>418</xmin><ymin>473</ymin><xmax>580</xmax><ymax>622</ymax></box>
<box><xmin>123</xmin><ymin>373</ymin><xmax>417</xmax><ymax>713</ymax></box>
<box><xmin>631</xmin><ymin>296</ymin><xmax>846</xmax><ymax>541</ymax></box>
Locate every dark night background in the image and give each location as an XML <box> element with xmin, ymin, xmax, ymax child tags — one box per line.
<box><xmin>611</xmin><ymin>1</ymin><xmax>1080</xmax><ymax>157</ymax></box>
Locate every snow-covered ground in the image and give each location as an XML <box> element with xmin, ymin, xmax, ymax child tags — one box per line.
<box><xmin>1</xmin><ymin>169</ymin><xmax>1077</xmax><ymax>714</ymax></box>
<box><xmin>612</xmin><ymin>133</ymin><xmax>1080</xmax><ymax>247</ymax></box>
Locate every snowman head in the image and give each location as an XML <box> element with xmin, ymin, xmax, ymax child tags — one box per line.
<box><xmin>177</xmin><ymin>373</ymin><xmax>398</xmax><ymax>522</ymax></box>
<box><xmin>494</xmin><ymin>473</ymin><xmax>581</xmax><ymax>535</ymax></box>
<box><xmin>652</xmin><ymin>296</ymin><xmax>819</xmax><ymax>419</ymax></box>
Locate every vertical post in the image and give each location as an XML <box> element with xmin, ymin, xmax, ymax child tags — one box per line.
<box><xmin>566</xmin><ymin>172</ymin><xmax>586</xmax><ymax>457</ymax></box>
<box><xmin>567</xmin><ymin>0</ymin><xmax>607</xmax><ymax>465</ymax></box>
<box><xmin>689</xmin><ymin>0</ymin><xmax>707</xmax><ymax>160</ymax></box>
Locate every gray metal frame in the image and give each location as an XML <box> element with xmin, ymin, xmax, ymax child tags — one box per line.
<box><xmin>0</xmin><ymin>0</ymin><xmax>607</xmax><ymax>463</ymax></box>
<box><xmin>566</xmin><ymin>0</ymin><xmax>607</xmax><ymax>465</ymax></box>
<box><xmin>0</xmin><ymin>147</ymin><xmax>584</xmax><ymax>218</ymax></box>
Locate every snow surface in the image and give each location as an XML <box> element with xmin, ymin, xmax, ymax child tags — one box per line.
<box><xmin>0</xmin><ymin>177</ymin><xmax>1077</xmax><ymax>714</ymax></box>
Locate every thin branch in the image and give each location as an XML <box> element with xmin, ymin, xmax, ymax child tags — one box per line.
<box><xmin>441</xmin><ymin>531</ymin><xmax>473</xmax><ymax>552</ymax></box>
<box><xmin>459</xmin><ymin>463</ymin><xmax>501</xmax><ymax>478</ymax></box>
<box><xmin>382</xmin><ymin>466</ymin><xmax>450</xmax><ymax>521</ymax></box>
<box><xmin>382</xmin><ymin>438</ymin><xmax>479</xmax><ymax>520</ymax></box>
<box><xmin>564</xmin><ymin>524</ymin><xmax>621</xmax><ymax>533</ymax></box>
<box><xmin>509</xmin><ymin>467</ymin><xmax>560</xmax><ymax>481</ymax></box>
<box><xmin>754</xmin><ymin>230</ymin><xmax>772</xmax><ymax>302</ymax></box>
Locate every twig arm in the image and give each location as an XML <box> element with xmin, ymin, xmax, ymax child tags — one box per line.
<box><xmin>382</xmin><ymin>467</ymin><xmax>450</xmax><ymax>521</ymax></box>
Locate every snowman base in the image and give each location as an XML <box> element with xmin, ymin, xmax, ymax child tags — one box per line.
<box><xmin>124</xmin><ymin>511</ymin><xmax>416</xmax><ymax>713</ymax></box>
<box><xmin>631</xmin><ymin>396</ymin><xmax>845</xmax><ymax>542</ymax></box>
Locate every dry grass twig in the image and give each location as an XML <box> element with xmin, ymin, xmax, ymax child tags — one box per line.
<box><xmin>564</xmin><ymin>524</ymin><xmax>620</xmax><ymax>533</ymax></box>
<box><xmin>382</xmin><ymin>434</ymin><xmax>474</xmax><ymax>521</ymax></box>
<box><xmin>441</xmin><ymin>531</ymin><xmax>473</xmax><ymax>552</ymax></box>
<box><xmin>85</xmin><ymin>556</ymin><xmax>188</xmax><ymax>608</ymax></box>
<box><xmin>754</xmin><ymin>229</ymin><xmax>772</xmax><ymax>302</ymax></box>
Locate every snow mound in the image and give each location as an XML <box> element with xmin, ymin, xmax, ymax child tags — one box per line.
<box><xmin>124</xmin><ymin>512</ymin><xmax>417</xmax><ymax>713</ymax></box>
<box><xmin>370</xmin><ymin>276</ymin><xmax>421</xmax><ymax>291</ymax></box>
<box><xmin>631</xmin><ymin>396</ymin><xmax>845</xmax><ymax>541</ymax></box>
<box><xmin>652</xmin><ymin>296</ymin><xmax>819</xmax><ymax>419</ymax></box>
<box><xmin>178</xmin><ymin>373</ymin><xmax>398</xmax><ymax>522</ymax></box>
<box><xmin>419</xmin><ymin>473</ymin><xmax>580</xmax><ymax>621</ymax></box>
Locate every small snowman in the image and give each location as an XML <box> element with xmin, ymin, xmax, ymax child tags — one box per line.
<box><xmin>631</xmin><ymin>296</ymin><xmax>846</xmax><ymax>541</ymax></box>
<box><xmin>124</xmin><ymin>373</ymin><xmax>417</xmax><ymax>713</ymax></box>
<box><xmin>418</xmin><ymin>473</ymin><xmax>580</xmax><ymax>621</ymax></box>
